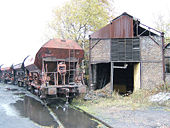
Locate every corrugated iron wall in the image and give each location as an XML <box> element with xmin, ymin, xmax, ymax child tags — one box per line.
<box><xmin>111</xmin><ymin>38</ymin><xmax>140</xmax><ymax>62</ymax></box>
<box><xmin>91</xmin><ymin>14</ymin><xmax>134</xmax><ymax>39</ymax></box>
<box><xmin>110</xmin><ymin>15</ymin><xmax>133</xmax><ymax>38</ymax></box>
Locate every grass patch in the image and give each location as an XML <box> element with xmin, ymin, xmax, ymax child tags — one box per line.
<box><xmin>71</xmin><ymin>87</ymin><xmax>170</xmax><ymax>127</ymax></box>
<box><xmin>72</xmin><ymin>88</ymin><xmax>165</xmax><ymax>111</ymax></box>
<box><xmin>71</xmin><ymin>85</ymin><xmax>170</xmax><ymax>121</ymax></box>
<box><xmin>155</xmin><ymin>83</ymin><xmax>170</xmax><ymax>92</ymax></box>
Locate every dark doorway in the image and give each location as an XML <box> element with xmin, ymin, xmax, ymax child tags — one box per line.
<box><xmin>113</xmin><ymin>62</ymin><xmax>134</xmax><ymax>94</ymax></box>
<box><xmin>92</xmin><ymin>63</ymin><xmax>111</xmax><ymax>89</ymax></box>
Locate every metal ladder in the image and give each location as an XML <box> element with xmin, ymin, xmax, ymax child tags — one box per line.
<box><xmin>68</xmin><ymin>46</ymin><xmax>76</xmax><ymax>84</ymax></box>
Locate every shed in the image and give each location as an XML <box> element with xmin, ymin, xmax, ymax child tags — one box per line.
<box><xmin>89</xmin><ymin>12</ymin><xmax>166</xmax><ymax>93</ymax></box>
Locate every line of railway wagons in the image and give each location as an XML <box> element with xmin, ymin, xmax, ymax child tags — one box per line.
<box><xmin>0</xmin><ymin>39</ymin><xmax>84</xmax><ymax>102</ymax></box>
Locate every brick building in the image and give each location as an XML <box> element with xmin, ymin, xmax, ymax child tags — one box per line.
<box><xmin>165</xmin><ymin>43</ymin><xmax>170</xmax><ymax>84</ymax></box>
<box><xmin>89</xmin><ymin>13</ymin><xmax>169</xmax><ymax>93</ymax></box>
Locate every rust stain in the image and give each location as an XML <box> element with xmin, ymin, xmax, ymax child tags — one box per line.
<box><xmin>91</xmin><ymin>13</ymin><xmax>134</xmax><ymax>39</ymax></box>
<box><xmin>34</xmin><ymin>39</ymin><xmax>84</xmax><ymax>70</ymax></box>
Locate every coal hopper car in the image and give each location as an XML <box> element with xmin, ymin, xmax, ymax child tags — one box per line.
<box><xmin>33</xmin><ymin>39</ymin><xmax>84</xmax><ymax>101</ymax></box>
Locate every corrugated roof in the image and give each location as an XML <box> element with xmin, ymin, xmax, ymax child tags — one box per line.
<box><xmin>91</xmin><ymin>12</ymin><xmax>157</xmax><ymax>39</ymax></box>
<box><xmin>91</xmin><ymin>12</ymin><xmax>134</xmax><ymax>39</ymax></box>
<box><xmin>43</xmin><ymin>39</ymin><xmax>82</xmax><ymax>50</ymax></box>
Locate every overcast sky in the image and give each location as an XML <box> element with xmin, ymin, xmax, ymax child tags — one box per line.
<box><xmin>0</xmin><ymin>0</ymin><xmax>170</xmax><ymax>67</ymax></box>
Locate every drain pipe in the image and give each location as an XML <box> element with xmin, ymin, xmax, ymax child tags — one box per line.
<box><xmin>111</xmin><ymin>63</ymin><xmax>128</xmax><ymax>93</ymax></box>
<box><xmin>113</xmin><ymin>63</ymin><xmax>128</xmax><ymax>69</ymax></box>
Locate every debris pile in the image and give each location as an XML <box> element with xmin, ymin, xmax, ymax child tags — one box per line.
<box><xmin>149</xmin><ymin>92</ymin><xmax>170</xmax><ymax>106</ymax></box>
<box><xmin>84</xmin><ymin>83</ymin><xmax>112</xmax><ymax>100</ymax></box>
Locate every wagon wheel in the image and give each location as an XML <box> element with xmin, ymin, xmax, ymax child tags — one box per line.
<box><xmin>31</xmin><ymin>86</ymin><xmax>35</xmax><ymax>94</ymax></box>
<box><xmin>18</xmin><ymin>82</ymin><xmax>22</xmax><ymax>87</ymax></box>
<box><xmin>37</xmin><ymin>89</ymin><xmax>41</xmax><ymax>96</ymax></box>
<box><xmin>68</xmin><ymin>98</ymin><xmax>73</xmax><ymax>103</ymax></box>
<box><xmin>26</xmin><ymin>84</ymin><xmax>29</xmax><ymax>91</ymax></box>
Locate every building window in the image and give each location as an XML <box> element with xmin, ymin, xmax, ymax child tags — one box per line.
<box><xmin>133</xmin><ymin>43</ymin><xmax>140</xmax><ymax>50</ymax></box>
<box><xmin>166</xmin><ymin>44</ymin><xmax>170</xmax><ymax>49</ymax></box>
<box><xmin>165</xmin><ymin>57</ymin><xmax>170</xmax><ymax>73</ymax></box>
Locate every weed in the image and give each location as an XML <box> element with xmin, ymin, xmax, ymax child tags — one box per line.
<box><xmin>155</xmin><ymin>83</ymin><xmax>170</xmax><ymax>92</ymax></box>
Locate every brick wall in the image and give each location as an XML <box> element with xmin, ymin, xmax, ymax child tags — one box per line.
<box><xmin>165</xmin><ymin>46</ymin><xmax>170</xmax><ymax>84</ymax></box>
<box><xmin>91</xmin><ymin>39</ymin><xmax>110</xmax><ymax>63</ymax></box>
<box><xmin>165</xmin><ymin>74</ymin><xmax>170</xmax><ymax>84</ymax></box>
<box><xmin>140</xmin><ymin>36</ymin><xmax>164</xmax><ymax>89</ymax></box>
<box><xmin>165</xmin><ymin>48</ymin><xmax>170</xmax><ymax>57</ymax></box>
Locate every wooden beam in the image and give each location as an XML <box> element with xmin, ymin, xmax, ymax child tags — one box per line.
<box><xmin>110</xmin><ymin>62</ymin><xmax>114</xmax><ymax>91</ymax></box>
<box><xmin>89</xmin><ymin>35</ymin><xmax>93</xmax><ymax>90</ymax></box>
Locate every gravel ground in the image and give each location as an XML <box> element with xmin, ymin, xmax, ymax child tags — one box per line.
<box><xmin>79</xmin><ymin>105</ymin><xmax>170</xmax><ymax>128</ymax></box>
<box><xmin>103</xmin><ymin>107</ymin><xmax>169</xmax><ymax>128</ymax></box>
<box><xmin>76</xmin><ymin>91</ymin><xmax>170</xmax><ymax>128</ymax></box>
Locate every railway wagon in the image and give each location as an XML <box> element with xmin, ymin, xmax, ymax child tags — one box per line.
<box><xmin>12</xmin><ymin>63</ymin><xmax>25</xmax><ymax>86</ymax></box>
<box><xmin>0</xmin><ymin>67</ymin><xmax>13</xmax><ymax>84</ymax></box>
<box><xmin>25</xmin><ymin>62</ymin><xmax>41</xmax><ymax>91</ymax></box>
<box><xmin>32</xmin><ymin>39</ymin><xmax>84</xmax><ymax>101</ymax></box>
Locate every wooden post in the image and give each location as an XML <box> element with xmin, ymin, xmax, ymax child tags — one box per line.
<box><xmin>54</xmin><ymin>72</ymin><xmax>56</xmax><ymax>85</ymax></box>
<box><xmin>57</xmin><ymin>62</ymin><xmax>58</xmax><ymax>85</ymax></box>
<box><xmin>161</xmin><ymin>32</ymin><xmax>165</xmax><ymax>83</ymax></box>
<box><xmin>93</xmin><ymin>64</ymin><xmax>97</xmax><ymax>89</ymax></box>
<box><xmin>64</xmin><ymin>74</ymin><xmax>65</xmax><ymax>85</ymax></box>
<box><xmin>110</xmin><ymin>62</ymin><xmax>114</xmax><ymax>92</ymax></box>
<box><xmin>89</xmin><ymin>35</ymin><xmax>93</xmax><ymax>90</ymax></box>
<box><xmin>57</xmin><ymin>72</ymin><xmax>58</xmax><ymax>85</ymax></box>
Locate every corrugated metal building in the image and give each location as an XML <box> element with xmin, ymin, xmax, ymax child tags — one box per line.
<box><xmin>89</xmin><ymin>12</ymin><xmax>168</xmax><ymax>93</ymax></box>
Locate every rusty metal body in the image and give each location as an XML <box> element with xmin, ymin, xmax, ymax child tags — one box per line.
<box><xmin>32</xmin><ymin>39</ymin><xmax>84</xmax><ymax>100</ymax></box>
<box><xmin>24</xmin><ymin>63</ymin><xmax>41</xmax><ymax>90</ymax></box>
<box><xmin>0</xmin><ymin>67</ymin><xmax>13</xmax><ymax>84</ymax></box>
<box><xmin>91</xmin><ymin>13</ymin><xmax>134</xmax><ymax>39</ymax></box>
<box><xmin>12</xmin><ymin>63</ymin><xmax>25</xmax><ymax>86</ymax></box>
<box><xmin>34</xmin><ymin>39</ymin><xmax>84</xmax><ymax>69</ymax></box>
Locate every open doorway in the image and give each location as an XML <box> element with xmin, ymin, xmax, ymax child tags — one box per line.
<box><xmin>113</xmin><ymin>62</ymin><xmax>133</xmax><ymax>94</ymax></box>
<box><xmin>92</xmin><ymin>62</ymin><xmax>140</xmax><ymax>94</ymax></box>
<box><xmin>113</xmin><ymin>62</ymin><xmax>140</xmax><ymax>94</ymax></box>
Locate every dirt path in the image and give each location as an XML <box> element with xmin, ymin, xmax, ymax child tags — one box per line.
<box><xmin>83</xmin><ymin>106</ymin><xmax>170</xmax><ymax>128</ymax></box>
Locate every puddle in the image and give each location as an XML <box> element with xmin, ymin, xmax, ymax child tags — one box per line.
<box><xmin>10</xmin><ymin>96</ymin><xmax>59</xmax><ymax>128</ymax></box>
<box><xmin>10</xmin><ymin>96</ymin><xmax>99</xmax><ymax>128</ymax></box>
<box><xmin>5</xmin><ymin>88</ymin><xmax>18</xmax><ymax>91</ymax></box>
<box><xmin>3</xmin><ymin>83</ymin><xmax>100</xmax><ymax>128</ymax></box>
<box><xmin>13</xmin><ymin>92</ymin><xmax>25</xmax><ymax>95</ymax></box>
<box><xmin>49</xmin><ymin>101</ymin><xmax>98</xmax><ymax>128</ymax></box>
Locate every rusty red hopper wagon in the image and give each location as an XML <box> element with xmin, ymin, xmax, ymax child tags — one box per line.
<box><xmin>33</xmin><ymin>39</ymin><xmax>84</xmax><ymax>101</ymax></box>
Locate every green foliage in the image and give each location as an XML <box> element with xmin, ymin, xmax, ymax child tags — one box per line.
<box><xmin>50</xmin><ymin>0</ymin><xmax>114</xmax><ymax>84</ymax></box>
<box><xmin>50</xmin><ymin>0</ymin><xmax>113</xmax><ymax>46</ymax></box>
<box><xmin>153</xmin><ymin>14</ymin><xmax>170</xmax><ymax>42</ymax></box>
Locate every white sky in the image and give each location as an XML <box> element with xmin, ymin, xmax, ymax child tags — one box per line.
<box><xmin>0</xmin><ymin>0</ymin><xmax>170</xmax><ymax>67</ymax></box>
<box><xmin>114</xmin><ymin>0</ymin><xmax>170</xmax><ymax>26</ymax></box>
